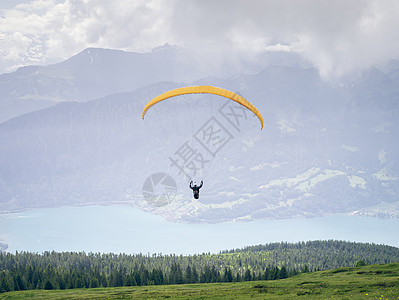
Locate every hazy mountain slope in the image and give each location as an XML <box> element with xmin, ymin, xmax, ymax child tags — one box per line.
<box><xmin>0</xmin><ymin>46</ymin><xmax>214</xmax><ymax>123</ymax></box>
<box><xmin>0</xmin><ymin>46</ymin><xmax>305</xmax><ymax>124</ymax></box>
<box><xmin>0</xmin><ymin>61</ymin><xmax>398</xmax><ymax>222</ymax></box>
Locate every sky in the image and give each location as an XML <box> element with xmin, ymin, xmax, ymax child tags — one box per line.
<box><xmin>1</xmin><ymin>0</ymin><xmax>399</xmax><ymax>78</ymax></box>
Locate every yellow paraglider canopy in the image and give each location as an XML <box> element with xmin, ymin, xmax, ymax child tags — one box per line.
<box><xmin>142</xmin><ymin>86</ymin><xmax>264</xmax><ymax>130</ymax></box>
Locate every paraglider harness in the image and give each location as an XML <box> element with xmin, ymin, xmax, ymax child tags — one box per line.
<box><xmin>190</xmin><ymin>181</ymin><xmax>203</xmax><ymax>199</ymax></box>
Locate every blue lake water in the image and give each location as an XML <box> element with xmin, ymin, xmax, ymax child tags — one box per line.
<box><xmin>0</xmin><ymin>205</ymin><xmax>398</xmax><ymax>254</ymax></box>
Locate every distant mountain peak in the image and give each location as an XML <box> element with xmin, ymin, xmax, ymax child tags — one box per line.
<box><xmin>152</xmin><ymin>43</ymin><xmax>179</xmax><ymax>52</ymax></box>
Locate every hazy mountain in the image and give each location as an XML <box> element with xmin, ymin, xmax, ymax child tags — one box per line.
<box><xmin>1</xmin><ymin>48</ymin><xmax>399</xmax><ymax>223</ymax></box>
<box><xmin>0</xmin><ymin>46</ymin><xmax>185</xmax><ymax>123</ymax></box>
<box><xmin>0</xmin><ymin>45</ymin><xmax>305</xmax><ymax>124</ymax></box>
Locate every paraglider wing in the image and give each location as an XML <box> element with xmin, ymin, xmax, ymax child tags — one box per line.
<box><xmin>141</xmin><ymin>86</ymin><xmax>264</xmax><ymax>130</ymax></box>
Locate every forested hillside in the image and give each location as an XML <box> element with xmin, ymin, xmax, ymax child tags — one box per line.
<box><xmin>1</xmin><ymin>240</ymin><xmax>398</xmax><ymax>293</ymax></box>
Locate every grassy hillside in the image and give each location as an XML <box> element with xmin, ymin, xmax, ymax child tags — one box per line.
<box><xmin>1</xmin><ymin>263</ymin><xmax>398</xmax><ymax>299</ymax></box>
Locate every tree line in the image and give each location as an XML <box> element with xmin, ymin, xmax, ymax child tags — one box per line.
<box><xmin>1</xmin><ymin>240</ymin><xmax>399</xmax><ymax>293</ymax></box>
<box><xmin>0</xmin><ymin>261</ymin><xmax>298</xmax><ymax>292</ymax></box>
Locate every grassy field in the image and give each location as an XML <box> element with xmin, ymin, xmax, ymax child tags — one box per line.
<box><xmin>1</xmin><ymin>263</ymin><xmax>398</xmax><ymax>299</ymax></box>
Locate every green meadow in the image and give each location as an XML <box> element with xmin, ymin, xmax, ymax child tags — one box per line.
<box><xmin>1</xmin><ymin>263</ymin><xmax>398</xmax><ymax>299</ymax></box>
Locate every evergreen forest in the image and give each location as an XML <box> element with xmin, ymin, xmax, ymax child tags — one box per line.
<box><xmin>1</xmin><ymin>240</ymin><xmax>399</xmax><ymax>293</ymax></box>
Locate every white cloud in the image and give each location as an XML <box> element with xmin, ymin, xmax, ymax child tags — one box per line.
<box><xmin>250</xmin><ymin>161</ymin><xmax>282</xmax><ymax>171</ymax></box>
<box><xmin>259</xmin><ymin>167</ymin><xmax>320</xmax><ymax>189</ymax></box>
<box><xmin>1</xmin><ymin>0</ymin><xmax>399</xmax><ymax>77</ymax></box>
<box><xmin>295</xmin><ymin>169</ymin><xmax>346</xmax><ymax>192</ymax></box>
<box><xmin>348</xmin><ymin>175</ymin><xmax>367</xmax><ymax>189</ymax></box>
<box><xmin>373</xmin><ymin>168</ymin><xmax>398</xmax><ymax>181</ymax></box>
<box><xmin>277</xmin><ymin>119</ymin><xmax>296</xmax><ymax>133</ymax></box>
<box><xmin>341</xmin><ymin>144</ymin><xmax>359</xmax><ymax>152</ymax></box>
<box><xmin>0</xmin><ymin>0</ymin><xmax>175</xmax><ymax>72</ymax></box>
<box><xmin>378</xmin><ymin>149</ymin><xmax>387</xmax><ymax>165</ymax></box>
<box><xmin>217</xmin><ymin>191</ymin><xmax>235</xmax><ymax>197</ymax></box>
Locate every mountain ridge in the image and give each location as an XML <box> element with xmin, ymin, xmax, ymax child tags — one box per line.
<box><xmin>0</xmin><ymin>48</ymin><xmax>398</xmax><ymax>222</ymax></box>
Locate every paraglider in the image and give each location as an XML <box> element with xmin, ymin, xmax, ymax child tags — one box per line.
<box><xmin>142</xmin><ymin>85</ymin><xmax>264</xmax><ymax>130</ymax></box>
<box><xmin>190</xmin><ymin>180</ymin><xmax>203</xmax><ymax>199</ymax></box>
<box><xmin>142</xmin><ymin>85</ymin><xmax>264</xmax><ymax>196</ymax></box>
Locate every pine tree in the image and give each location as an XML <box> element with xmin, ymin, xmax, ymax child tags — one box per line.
<box><xmin>279</xmin><ymin>266</ymin><xmax>288</xmax><ymax>279</ymax></box>
<box><xmin>150</xmin><ymin>268</ymin><xmax>164</xmax><ymax>285</ymax></box>
<box><xmin>100</xmin><ymin>272</ymin><xmax>108</xmax><ymax>287</ymax></box>
<box><xmin>14</xmin><ymin>274</ymin><xmax>27</xmax><ymax>291</ymax></box>
<box><xmin>223</xmin><ymin>267</ymin><xmax>233</xmax><ymax>282</ymax></box>
<box><xmin>140</xmin><ymin>267</ymin><xmax>150</xmax><ymax>286</ymax></box>
<box><xmin>133</xmin><ymin>270</ymin><xmax>141</xmax><ymax>286</ymax></box>
<box><xmin>271</xmin><ymin>267</ymin><xmax>279</xmax><ymax>280</ymax></box>
<box><xmin>89</xmin><ymin>278</ymin><xmax>99</xmax><ymax>288</ymax></box>
<box><xmin>200</xmin><ymin>265</ymin><xmax>211</xmax><ymax>283</ymax></box>
<box><xmin>1</xmin><ymin>275</ymin><xmax>11</xmax><ymax>293</ymax></box>
<box><xmin>191</xmin><ymin>266</ymin><xmax>199</xmax><ymax>283</ymax></box>
<box><xmin>44</xmin><ymin>280</ymin><xmax>54</xmax><ymax>290</ymax></box>
<box><xmin>74</xmin><ymin>276</ymin><xmax>84</xmax><ymax>289</ymax></box>
<box><xmin>264</xmin><ymin>267</ymin><xmax>271</xmax><ymax>280</ymax></box>
<box><xmin>184</xmin><ymin>265</ymin><xmax>192</xmax><ymax>284</ymax></box>
<box><xmin>59</xmin><ymin>278</ymin><xmax>66</xmax><ymax>290</ymax></box>
<box><xmin>210</xmin><ymin>265</ymin><xmax>220</xmax><ymax>282</ymax></box>
<box><xmin>302</xmin><ymin>264</ymin><xmax>309</xmax><ymax>273</ymax></box>
<box><xmin>355</xmin><ymin>260</ymin><xmax>366</xmax><ymax>267</ymax></box>
<box><xmin>169</xmin><ymin>263</ymin><xmax>183</xmax><ymax>284</ymax></box>
<box><xmin>244</xmin><ymin>269</ymin><xmax>251</xmax><ymax>281</ymax></box>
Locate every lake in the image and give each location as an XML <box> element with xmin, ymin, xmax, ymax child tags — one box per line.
<box><xmin>1</xmin><ymin>205</ymin><xmax>398</xmax><ymax>254</ymax></box>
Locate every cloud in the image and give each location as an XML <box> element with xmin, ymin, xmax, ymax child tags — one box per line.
<box><xmin>170</xmin><ymin>0</ymin><xmax>399</xmax><ymax>78</ymax></box>
<box><xmin>1</xmin><ymin>0</ymin><xmax>399</xmax><ymax>78</ymax></box>
<box><xmin>0</xmin><ymin>0</ymin><xmax>175</xmax><ymax>72</ymax></box>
